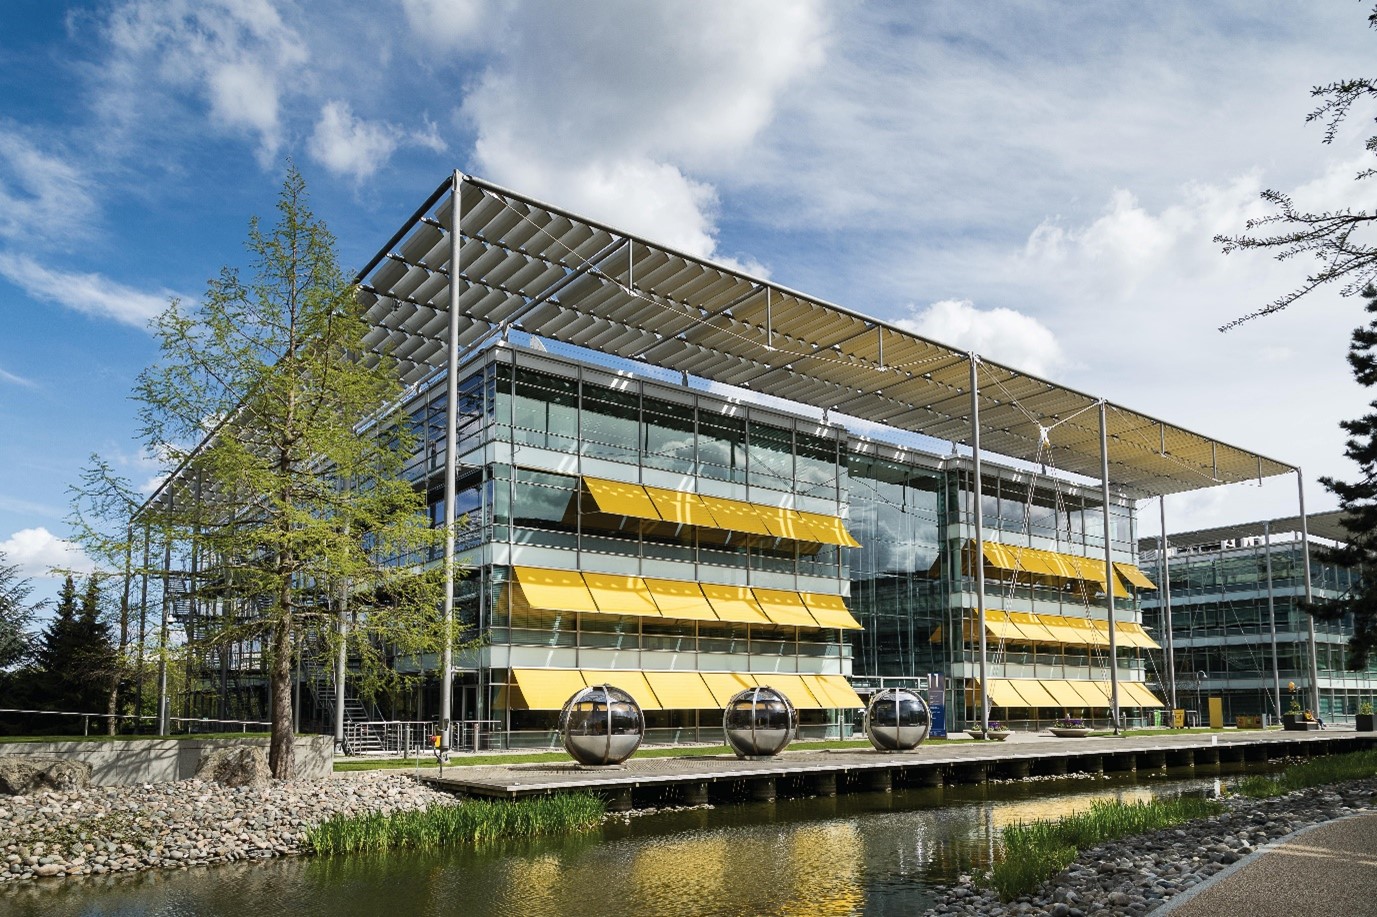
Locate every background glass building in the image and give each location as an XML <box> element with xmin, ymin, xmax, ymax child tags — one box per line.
<box><xmin>1141</xmin><ymin>512</ymin><xmax>1376</xmax><ymax>725</ymax></box>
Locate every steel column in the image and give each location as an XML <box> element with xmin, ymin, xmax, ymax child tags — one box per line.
<box><xmin>440</xmin><ymin>170</ymin><xmax>464</xmax><ymax>753</ymax></box>
<box><xmin>969</xmin><ymin>355</ymin><xmax>989</xmax><ymax>733</ymax></box>
<box><xmin>1099</xmin><ymin>401</ymin><xmax>1120</xmax><ymax>732</ymax></box>
<box><xmin>1264</xmin><ymin>520</ymin><xmax>1282</xmax><ymax>722</ymax></box>
<box><xmin>1158</xmin><ymin>495</ymin><xmax>1176</xmax><ymax>710</ymax></box>
<box><xmin>1298</xmin><ymin>471</ymin><xmax>1320</xmax><ymax>715</ymax></box>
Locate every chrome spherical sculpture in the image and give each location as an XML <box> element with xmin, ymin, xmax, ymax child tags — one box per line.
<box><xmin>722</xmin><ymin>685</ymin><xmax>797</xmax><ymax>758</ymax></box>
<box><xmin>863</xmin><ymin>687</ymin><xmax>931</xmax><ymax>752</ymax></box>
<box><xmin>559</xmin><ymin>684</ymin><xmax>645</xmax><ymax>766</ymax></box>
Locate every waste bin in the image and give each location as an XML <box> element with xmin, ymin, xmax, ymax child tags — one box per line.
<box><xmin>1185</xmin><ymin>710</ymin><xmax>1199</xmax><ymax>728</ymax></box>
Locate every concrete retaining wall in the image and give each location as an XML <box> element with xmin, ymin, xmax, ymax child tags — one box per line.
<box><xmin>0</xmin><ymin>735</ymin><xmax>333</xmax><ymax>785</ymax></box>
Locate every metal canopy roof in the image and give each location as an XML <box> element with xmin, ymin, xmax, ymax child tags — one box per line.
<box><xmin>1139</xmin><ymin>511</ymin><xmax>1348</xmax><ymax>551</ymax></box>
<box><xmin>356</xmin><ymin>173</ymin><xmax>1295</xmax><ymax>499</ymax></box>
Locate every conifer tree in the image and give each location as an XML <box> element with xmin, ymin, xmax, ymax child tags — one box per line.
<box><xmin>0</xmin><ymin>549</ymin><xmax>36</xmax><ymax>671</ymax></box>
<box><xmin>1317</xmin><ymin>285</ymin><xmax>1377</xmax><ymax>666</ymax></box>
<box><xmin>35</xmin><ymin>576</ymin><xmax>81</xmax><ymax>710</ymax></box>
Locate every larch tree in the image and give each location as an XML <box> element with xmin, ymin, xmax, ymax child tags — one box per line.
<box><xmin>129</xmin><ymin>166</ymin><xmax>446</xmax><ymax>778</ymax></box>
<box><xmin>0</xmin><ymin>549</ymin><xmax>37</xmax><ymax>671</ymax></box>
<box><xmin>1215</xmin><ymin>4</ymin><xmax>1377</xmax><ymax>329</ymax></box>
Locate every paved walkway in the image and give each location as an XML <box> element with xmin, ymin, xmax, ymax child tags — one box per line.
<box><xmin>1159</xmin><ymin>811</ymin><xmax>1377</xmax><ymax>916</ymax></box>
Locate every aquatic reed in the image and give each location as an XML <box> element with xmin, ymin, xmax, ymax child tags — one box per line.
<box><xmin>1235</xmin><ymin>748</ymin><xmax>1377</xmax><ymax>798</ymax></box>
<box><xmin>990</xmin><ymin>797</ymin><xmax>1224</xmax><ymax>901</ymax></box>
<box><xmin>303</xmin><ymin>793</ymin><xmax>605</xmax><ymax>855</ymax></box>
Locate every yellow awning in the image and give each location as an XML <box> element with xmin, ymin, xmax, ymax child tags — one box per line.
<box><xmin>1121</xmin><ymin>682</ymin><xmax>1166</xmax><ymax>707</ymax></box>
<box><xmin>984</xmin><ymin>609</ymin><xmax>1026</xmax><ymax>641</ymax></box>
<box><xmin>1066</xmin><ymin>680</ymin><xmax>1110</xmax><ymax>707</ymax></box>
<box><xmin>643</xmin><ymin>671</ymin><xmax>720</xmax><ymax>709</ymax></box>
<box><xmin>800</xmin><ymin>592</ymin><xmax>863</xmax><ymax>629</ymax></box>
<box><xmin>1007</xmin><ymin>679</ymin><xmax>1061</xmax><ymax>707</ymax></box>
<box><xmin>1062</xmin><ymin>615</ymin><xmax>1111</xmax><ymax>646</ymax></box>
<box><xmin>701</xmin><ymin>584</ymin><xmax>772</xmax><ymax>624</ymax></box>
<box><xmin>583</xmin><ymin>477</ymin><xmax>661</xmax><ymax>521</ymax></box>
<box><xmin>808</xmin><ymin>674</ymin><xmax>865</xmax><ymax>708</ymax></box>
<box><xmin>760</xmin><ymin>672</ymin><xmax>824</xmax><ymax>709</ymax></box>
<box><xmin>1104</xmin><ymin>620</ymin><xmax>1160</xmax><ymax>649</ymax></box>
<box><xmin>1123</xmin><ymin>621</ymin><xmax>1161</xmax><ymax>650</ymax></box>
<box><xmin>697</xmin><ymin>495</ymin><xmax>774</xmax><ymax>536</ymax></box>
<box><xmin>976</xmin><ymin>679</ymin><xmax>1028</xmax><ymax>707</ymax></box>
<box><xmin>752</xmin><ymin>588</ymin><xmax>819</xmax><ymax>627</ymax></box>
<box><xmin>752</xmin><ymin>504</ymin><xmax>807</xmax><ymax>540</ymax></box>
<box><xmin>511</xmin><ymin>669</ymin><xmax>589</xmax><ymax>710</ymax></box>
<box><xmin>1037</xmin><ymin>614</ymin><xmax>1093</xmax><ymax>645</ymax></box>
<box><xmin>1114</xmin><ymin>562</ymin><xmax>1157</xmax><ymax>591</ymax></box>
<box><xmin>700</xmin><ymin>671</ymin><xmax>758</xmax><ymax>706</ymax></box>
<box><xmin>975</xmin><ymin>541</ymin><xmax>1128</xmax><ymax>597</ymax></box>
<box><xmin>514</xmin><ymin>566</ymin><xmax>600</xmax><ymax>614</ymax></box>
<box><xmin>795</xmin><ymin>510</ymin><xmax>863</xmax><ymax>548</ymax></box>
<box><xmin>1008</xmin><ymin>612</ymin><xmax>1061</xmax><ymax>644</ymax></box>
<box><xmin>582</xmin><ymin>573</ymin><xmax>662</xmax><ymax>617</ymax></box>
<box><xmin>1038</xmin><ymin>679</ymin><xmax>1085</xmax><ymax>707</ymax></box>
<box><xmin>644</xmin><ymin>485</ymin><xmax>719</xmax><ymax>527</ymax></box>
<box><xmin>580</xmin><ymin>670</ymin><xmax>663</xmax><ymax>711</ymax></box>
<box><xmin>643</xmin><ymin>577</ymin><xmax>719</xmax><ymax>621</ymax></box>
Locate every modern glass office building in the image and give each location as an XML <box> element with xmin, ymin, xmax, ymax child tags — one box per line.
<box><xmin>133</xmin><ymin>172</ymin><xmax>1305</xmax><ymax>749</ymax></box>
<box><xmin>1141</xmin><ymin>513</ymin><xmax>1376</xmax><ymax>725</ymax></box>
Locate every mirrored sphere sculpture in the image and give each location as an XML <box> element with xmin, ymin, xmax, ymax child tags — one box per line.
<box><xmin>863</xmin><ymin>687</ymin><xmax>931</xmax><ymax>752</ymax></box>
<box><xmin>722</xmin><ymin>686</ymin><xmax>797</xmax><ymax>758</ymax></box>
<box><xmin>559</xmin><ymin>684</ymin><xmax>645</xmax><ymax>766</ymax></box>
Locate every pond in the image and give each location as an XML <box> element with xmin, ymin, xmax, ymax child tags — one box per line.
<box><xmin>0</xmin><ymin>771</ymin><xmax>1234</xmax><ymax>917</ymax></box>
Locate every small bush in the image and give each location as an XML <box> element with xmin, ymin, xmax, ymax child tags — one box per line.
<box><xmin>1234</xmin><ymin>748</ymin><xmax>1377</xmax><ymax>798</ymax></box>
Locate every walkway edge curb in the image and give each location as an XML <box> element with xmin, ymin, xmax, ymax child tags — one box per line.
<box><xmin>1152</xmin><ymin>810</ymin><xmax>1368</xmax><ymax>914</ymax></box>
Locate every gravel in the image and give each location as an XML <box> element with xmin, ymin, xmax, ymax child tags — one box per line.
<box><xmin>0</xmin><ymin>770</ymin><xmax>457</xmax><ymax>882</ymax></box>
<box><xmin>923</xmin><ymin>777</ymin><xmax>1377</xmax><ymax>916</ymax></box>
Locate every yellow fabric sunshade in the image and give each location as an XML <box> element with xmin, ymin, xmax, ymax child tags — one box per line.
<box><xmin>800</xmin><ymin>592</ymin><xmax>863</xmax><ymax>630</ymax></box>
<box><xmin>752</xmin><ymin>504</ymin><xmax>809</xmax><ymax>540</ymax></box>
<box><xmin>1037</xmin><ymin>680</ymin><xmax>1084</xmax><ymax>707</ymax></box>
<box><xmin>583</xmin><ymin>477</ymin><xmax>661</xmax><ymax>521</ymax></box>
<box><xmin>643</xmin><ymin>577</ymin><xmax>719</xmax><ymax>621</ymax></box>
<box><xmin>1061</xmin><ymin>615</ymin><xmax>1111</xmax><ymax>646</ymax></box>
<box><xmin>583</xmin><ymin>573</ymin><xmax>662</xmax><ymax>617</ymax></box>
<box><xmin>1109</xmin><ymin>620</ymin><xmax>1160</xmax><ymax>649</ymax></box>
<box><xmin>796</xmin><ymin>510</ymin><xmax>863</xmax><ymax>548</ymax></box>
<box><xmin>1121</xmin><ymin>682</ymin><xmax>1166</xmax><ymax>707</ymax></box>
<box><xmin>644</xmin><ymin>485</ymin><xmax>719</xmax><ymax>527</ymax></box>
<box><xmin>812</xmin><ymin>674</ymin><xmax>865</xmax><ymax>708</ymax></box>
<box><xmin>1008</xmin><ymin>679</ymin><xmax>1061</xmax><ymax>708</ymax></box>
<box><xmin>643</xmin><ymin>671</ymin><xmax>720</xmax><ymax>709</ymax></box>
<box><xmin>511</xmin><ymin>669</ymin><xmax>589</xmax><ymax>710</ymax></box>
<box><xmin>513</xmin><ymin>567</ymin><xmax>600</xmax><ymax>614</ymax></box>
<box><xmin>760</xmin><ymin>673</ymin><xmax>824</xmax><ymax>709</ymax></box>
<box><xmin>1008</xmin><ymin>612</ymin><xmax>1061</xmax><ymax>643</ymax></box>
<box><xmin>581</xmin><ymin>670</ymin><xmax>663</xmax><ymax>710</ymax></box>
<box><xmin>975</xmin><ymin>541</ymin><xmax>1129</xmax><ymax>598</ymax></box>
<box><xmin>701</xmin><ymin>671</ymin><xmax>758</xmax><ymax>706</ymax></box>
<box><xmin>1114</xmin><ymin>562</ymin><xmax>1158</xmax><ymax>591</ymax></box>
<box><xmin>697</xmin><ymin>495</ymin><xmax>774</xmax><ymax>536</ymax></box>
<box><xmin>701</xmin><ymin>584</ymin><xmax>772</xmax><ymax>624</ymax></box>
<box><xmin>1067</xmin><ymin>680</ymin><xmax>1111</xmax><ymax>707</ymax></box>
<box><xmin>975</xmin><ymin>679</ymin><xmax>1028</xmax><ymax>707</ymax></box>
<box><xmin>753</xmin><ymin>588</ymin><xmax>819</xmax><ymax>627</ymax></box>
<box><xmin>1037</xmin><ymin>614</ymin><xmax>1094</xmax><ymax>645</ymax></box>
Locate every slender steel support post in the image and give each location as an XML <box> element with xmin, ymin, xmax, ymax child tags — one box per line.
<box><xmin>969</xmin><ymin>354</ymin><xmax>989</xmax><ymax>733</ymax></box>
<box><xmin>1264</xmin><ymin>520</ymin><xmax>1282</xmax><ymax>722</ymax></box>
<box><xmin>1158</xmin><ymin>495</ymin><xmax>1176</xmax><ymax>710</ymax></box>
<box><xmin>157</xmin><ymin>520</ymin><xmax>172</xmax><ymax>736</ymax></box>
<box><xmin>1099</xmin><ymin>401</ymin><xmax>1120</xmax><ymax>733</ymax></box>
<box><xmin>334</xmin><ymin>546</ymin><xmax>348</xmax><ymax>751</ymax></box>
<box><xmin>1297</xmin><ymin>471</ymin><xmax>1319</xmax><ymax>715</ymax></box>
<box><xmin>136</xmin><ymin>525</ymin><xmax>150</xmax><ymax>723</ymax></box>
<box><xmin>116</xmin><ymin>527</ymin><xmax>134</xmax><ymax>735</ymax></box>
<box><xmin>440</xmin><ymin>170</ymin><xmax>464</xmax><ymax>753</ymax></box>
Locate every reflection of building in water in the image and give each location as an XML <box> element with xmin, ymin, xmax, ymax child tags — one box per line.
<box><xmin>133</xmin><ymin>174</ymin><xmax>1303</xmax><ymax>744</ymax></box>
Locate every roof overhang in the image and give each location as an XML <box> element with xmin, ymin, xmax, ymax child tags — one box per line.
<box><xmin>356</xmin><ymin>173</ymin><xmax>1295</xmax><ymax>500</ymax></box>
<box><xmin>1140</xmin><ymin>511</ymin><xmax>1348</xmax><ymax>551</ymax></box>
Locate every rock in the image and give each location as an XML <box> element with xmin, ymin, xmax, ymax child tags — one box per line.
<box><xmin>0</xmin><ymin>757</ymin><xmax>93</xmax><ymax>795</ymax></box>
<box><xmin>193</xmin><ymin>747</ymin><xmax>271</xmax><ymax>789</ymax></box>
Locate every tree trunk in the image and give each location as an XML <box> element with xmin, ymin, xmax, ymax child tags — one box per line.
<box><xmin>268</xmin><ymin>607</ymin><xmax>295</xmax><ymax>779</ymax></box>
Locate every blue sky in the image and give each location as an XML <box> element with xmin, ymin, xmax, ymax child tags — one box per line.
<box><xmin>2</xmin><ymin>1</ymin><xmax>1376</xmax><ymax>602</ymax></box>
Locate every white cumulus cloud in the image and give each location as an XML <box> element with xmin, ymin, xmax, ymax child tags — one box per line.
<box><xmin>1</xmin><ymin>528</ymin><xmax>94</xmax><ymax>580</ymax></box>
<box><xmin>897</xmin><ymin>299</ymin><xmax>1065</xmax><ymax>378</ymax></box>
<box><xmin>309</xmin><ymin>101</ymin><xmax>399</xmax><ymax>182</ymax></box>
<box><xmin>0</xmin><ymin>252</ymin><xmax>176</xmax><ymax>328</ymax></box>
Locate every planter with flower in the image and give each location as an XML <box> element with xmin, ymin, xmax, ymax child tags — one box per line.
<box><xmin>985</xmin><ymin>720</ymin><xmax>1012</xmax><ymax>741</ymax></box>
<box><xmin>1358</xmin><ymin>701</ymin><xmax>1375</xmax><ymax>732</ymax></box>
<box><xmin>1049</xmin><ymin>717</ymin><xmax>1091</xmax><ymax>738</ymax></box>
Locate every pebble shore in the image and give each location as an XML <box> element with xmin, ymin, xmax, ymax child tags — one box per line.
<box><xmin>924</xmin><ymin>777</ymin><xmax>1377</xmax><ymax>916</ymax></box>
<box><xmin>0</xmin><ymin>771</ymin><xmax>457</xmax><ymax>882</ymax></box>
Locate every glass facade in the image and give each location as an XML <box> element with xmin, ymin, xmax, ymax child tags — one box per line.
<box><xmin>1141</xmin><ymin>534</ymin><xmax>1375</xmax><ymax>724</ymax></box>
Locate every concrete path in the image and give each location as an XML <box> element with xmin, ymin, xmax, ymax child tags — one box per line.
<box><xmin>1158</xmin><ymin>811</ymin><xmax>1377</xmax><ymax>916</ymax></box>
